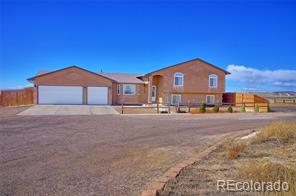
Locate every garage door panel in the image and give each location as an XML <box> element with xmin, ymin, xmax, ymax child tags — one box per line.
<box><xmin>87</xmin><ymin>87</ymin><xmax>108</xmax><ymax>105</ymax></box>
<box><xmin>39</xmin><ymin>86</ymin><xmax>83</xmax><ymax>104</ymax></box>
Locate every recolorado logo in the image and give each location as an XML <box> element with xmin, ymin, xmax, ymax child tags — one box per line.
<box><xmin>217</xmin><ymin>180</ymin><xmax>289</xmax><ymax>192</ymax></box>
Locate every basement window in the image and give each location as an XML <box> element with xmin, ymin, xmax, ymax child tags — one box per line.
<box><xmin>171</xmin><ymin>94</ymin><xmax>181</xmax><ymax>105</ymax></box>
<box><xmin>206</xmin><ymin>95</ymin><xmax>215</xmax><ymax>105</ymax></box>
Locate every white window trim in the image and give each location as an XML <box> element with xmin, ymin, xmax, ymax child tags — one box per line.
<box><xmin>171</xmin><ymin>94</ymin><xmax>181</xmax><ymax>105</ymax></box>
<box><xmin>209</xmin><ymin>74</ymin><xmax>218</xmax><ymax>88</ymax></box>
<box><xmin>206</xmin><ymin>95</ymin><xmax>215</xmax><ymax>105</ymax></box>
<box><xmin>123</xmin><ymin>84</ymin><xmax>136</xmax><ymax>95</ymax></box>
<box><xmin>117</xmin><ymin>84</ymin><xmax>120</xmax><ymax>95</ymax></box>
<box><xmin>173</xmin><ymin>72</ymin><xmax>184</xmax><ymax>87</ymax></box>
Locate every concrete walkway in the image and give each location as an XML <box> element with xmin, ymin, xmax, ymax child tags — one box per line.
<box><xmin>18</xmin><ymin>105</ymin><xmax>119</xmax><ymax>115</ymax></box>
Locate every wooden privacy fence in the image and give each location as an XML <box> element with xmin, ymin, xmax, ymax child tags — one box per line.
<box><xmin>223</xmin><ymin>93</ymin><xmax>269</xmax><ymax>112</ymax></box>
<box><xmin>0</xmin><ymin>87</ymin><xmax>35</xmax><ymax>106</ymax></box>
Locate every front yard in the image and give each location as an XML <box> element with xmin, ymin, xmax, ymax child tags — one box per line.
<box><xmin>0</xmin><ymin>106</ymin><xmax>295</xmax><ymax>195</ymax></box>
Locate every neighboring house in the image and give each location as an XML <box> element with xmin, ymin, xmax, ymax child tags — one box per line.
<box><xmin>28</xmin><ymin>58</ymin><xmax>230</xmax><ymax>105</ymax></box>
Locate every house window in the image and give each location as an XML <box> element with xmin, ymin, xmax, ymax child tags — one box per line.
<box><xmin>117</xmin><ymin>84</ymin><xmax>120</xmax><ymax>95</ymax></box>
<box><xmin>151</xmin><ymin>86</ymin><xmax>156</xmax><ymax>97</ymax></box>
<box><xmin>123</xmin><ymin>84</ymin><xmax>136</xmax><ymax>95</ymax></box>
<box><xmin>174</xmin><ymin>72</ymin><xmax>184</xmax><ymax>86</ymax></box>
<box><xmin>171</xmin><ymin>94</ymin><xmax>181</xmax><ymax>105</ymax></box>
<box><xmin>209</xmin><ymin>74</ymin><xmax>218</xmax><ymax>88</ymax></box>
<box><xmin>206</xmin><ymin>95</ymin><xmax>215</xmax><ymax>105</ymax></box>
<box><xmin>151</xmin><ymin>86</ymin><xmax>157</xmax><ymax>102</ymax></box>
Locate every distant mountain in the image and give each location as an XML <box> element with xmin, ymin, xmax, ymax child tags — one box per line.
<box><xmin>273</xmin><ymin>91</ymin><xmax>296</xmax><ymax>94</ymax></box>
<box><xmin>256</xmin><ymin>91</ymin><xmax>296</xmax><ymax>98</ymax></box>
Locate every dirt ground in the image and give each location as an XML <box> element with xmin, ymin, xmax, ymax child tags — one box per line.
<box><xmin>0</xmin><ymin>107</ymin><xmax>295</xmax><ymax>196</ymax></box>
<box><xmin>158</xmin><ymin>120</ymin><xmax>296</xmax><ymax>196</ymax></box>
<box><xmin>0</xmin><ymin>106</ymin><xmax>31</xmax><ymax>117</ymax></box>
<box><xmin>113</xmin><ymin>106</ymin><xmax>158</xmax><ymax>114</ymax></box>
<box><xmin>270</xmin><ymin>104</ymin><xmax>296</xmax><ymax>113</ymax></box>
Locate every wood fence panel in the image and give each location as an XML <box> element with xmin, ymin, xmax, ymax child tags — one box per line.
<box><xmin>0</xmin><ymin>87</ymin><xmax>35</xmax><ymax>106</ymax></box>
<box><xmin>222</xmin><ymin>93</ymin><xmax>236</xmax><ymax>104</ymax></box>
<box><xmin>223</xmin><ymin>93</ymin><xmax>269</xmax><ymax>112</ymax></box>
<box><xmin>256</xmin><ymin>103</ymin><xmax>268</xmax><ymax>107</ymax></box>
<box><xmin>254</xmin><ymin>95</ymin><xmax>268</xmax><ymax>103</ymax></box>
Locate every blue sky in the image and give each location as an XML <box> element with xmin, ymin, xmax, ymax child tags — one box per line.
<box><xmin>1</xmin><ymin>0</ymin><xmax>296</xmax><ymax>92</ymax></box>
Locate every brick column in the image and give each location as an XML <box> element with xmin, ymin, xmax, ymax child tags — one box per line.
<box><xmin>83</xmin><ymin>87</ymin><xmax>87</xmax><ymax>104</ymax></box>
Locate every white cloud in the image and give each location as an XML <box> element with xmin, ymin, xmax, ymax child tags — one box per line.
<box><xmin>226</xmin><ymin>65</ymin><xmax>296</xmax><ymax>90</ymax></box>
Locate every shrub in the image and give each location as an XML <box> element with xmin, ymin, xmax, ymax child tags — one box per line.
<box><xmin>240</xmin><ymin>104</ymin><xmax>246</xmax><ymax>112</ymax></box>
<box><xmin>227</xmin><ymin>106</ymin><xmax>233</xmax><ymax>113</ymax></box>
<box><xmin>177</xmin><ymin>109</ymin><xmax>187</xmax><ymax>113</ymax></box>
<box><xmin>227</xmin><ymin>142</ymin><xmax>247</xmax><ymax>159</ymax></box>
<box><xmin>252</xmin><ymin>121</ymin><xmax>296</xmax><ymax>144</ymax></box>
<box><xmin>177</xmin><ymin>107</ymin><xmax>181</xmax><ymax>113</ymax></box>
<box><xmin>213</xmin><ymin>105</ymin><xmax>219</xmax><ymax>113</ymax></box>
<box><xmin>200</xmin><ymin>102</ymin><xmax>206</xmax><ymax>113</ymax></box>
<box><xmin>255</xmin><ymin>103</ymin><xmax>260</xmax><ymax>112</ymax></box>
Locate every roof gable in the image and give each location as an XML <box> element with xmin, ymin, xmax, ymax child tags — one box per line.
<box><xmin>27</xmin><ymin>66</ymin><xmax>115</xmax><ymax>82</ymax></box>
<box><xmin>145</xmin><ymin>58</ymin><xmax>230</xmax><ymax>76</ymax></box>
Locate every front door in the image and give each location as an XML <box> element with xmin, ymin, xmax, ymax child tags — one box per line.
<box><xmin>151</xmin><ymin>86</ymin><xmax>157</xmax><ymax>102</ymax></box>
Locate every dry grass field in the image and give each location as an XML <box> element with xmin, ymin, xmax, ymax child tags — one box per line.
<box><xmin>158</xmin><ymin>121</ymin><xmax>296</xmax><ymax>196</ymax></box>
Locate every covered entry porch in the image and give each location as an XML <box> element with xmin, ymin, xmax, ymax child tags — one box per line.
<box><xmin>147</xmin><ymin>74</ymin><xmax>167</xmax><ymax>104</ymax></box>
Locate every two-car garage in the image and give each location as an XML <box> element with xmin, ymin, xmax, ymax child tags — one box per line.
<box><xmin>38</xmin><ymin>86</ymin><xmax>108</xmax><ymax>105</ymax></box>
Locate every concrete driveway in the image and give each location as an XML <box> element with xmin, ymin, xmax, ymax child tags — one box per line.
<box><xmin>18</xmin><ymin>105</ymin><xmax>119</xmax><ymax>115</ymax></box>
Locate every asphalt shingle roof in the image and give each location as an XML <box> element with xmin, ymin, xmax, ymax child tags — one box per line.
<box><xmin>34</xmin><ymin>69</ymin><xmax>145</xmax><ymax>84</ymax></box>
<box><xmin>98</xmin><ymin>72</ymin><xmax>145</xmax><ymax>84</ymax></box>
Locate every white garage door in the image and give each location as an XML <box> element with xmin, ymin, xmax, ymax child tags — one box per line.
<box><xmin>38</xmin><ymin>86</ymin><xmax>83</xmax><ymax>104</ymax></box>
<box><xmin>87</xmin><ymin>87</ymin><xmax>108</xmax><ymax>105</ymax></box>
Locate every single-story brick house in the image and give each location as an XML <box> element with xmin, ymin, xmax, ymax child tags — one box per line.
<box><xmin>28</xmin><ymin>58</ymin><xmax>230</xmax><ymax>105</ymax></box>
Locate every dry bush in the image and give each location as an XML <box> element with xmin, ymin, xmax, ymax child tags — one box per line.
<box><xmin>227</xmin><ymin>142</ymin><xmax>247</xmax><ymax>159</ymax></box>
<box><xmin>190</xmin><ymin>108</ymin><xmax>200</xmax><ymax>114</ymax></box>
<box><xmin>240</xmin><ymin>161</ymin><xmax>296</xmax><ymax>195</ymax></box>
<box><xmin>252</xmin><ymin>121</ymin><xmax>296</xmax><ymax>144</ymax></box>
